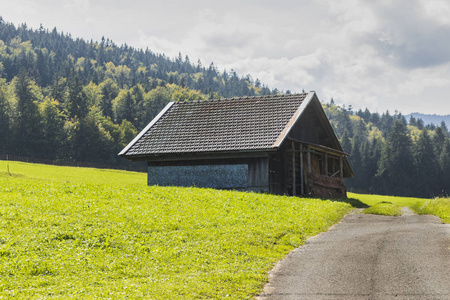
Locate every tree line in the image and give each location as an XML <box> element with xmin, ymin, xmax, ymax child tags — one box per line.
<box><xmin>324</xmin><ymin>101</ymin><xmax>450</xmax><ymax>198</ymax></box>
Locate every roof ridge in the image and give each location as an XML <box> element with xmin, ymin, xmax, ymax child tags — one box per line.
<box><xmin>180</xmin><ymin>92</ymin><xmax>308</xmax><ymax>104</ymax></box>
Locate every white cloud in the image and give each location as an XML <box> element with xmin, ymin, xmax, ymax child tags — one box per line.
<box><xmin>2</xmin><ymin>0</ymin><xmax>450</xmax><ymax>114</ymax></box>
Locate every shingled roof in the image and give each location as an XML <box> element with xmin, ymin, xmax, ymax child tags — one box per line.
<box><xmin>120</xmin><ymin>92</ymin><xmax>311</xmax><ymax>157</ymax></box>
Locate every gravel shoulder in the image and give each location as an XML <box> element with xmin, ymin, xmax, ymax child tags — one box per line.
<box><xmin>258</xmin><ymin>210</ymin><xmax>450</xmax><ymax>300</ymax></box>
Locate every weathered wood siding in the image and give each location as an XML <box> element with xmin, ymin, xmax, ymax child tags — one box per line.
<box><xmin>248</xmin><ymin>157</ymin><xmax>269</xmax><ymax>192</ymax></box>
<box><xmin>288</xmin><ymin>103</ymin><xmax>334</xmax><ymax>148</ymax></box>
<box><xmin>147</xmin><ymin>156</ymin><xmax>271</xmax><ymax>192</ymax></box>
<box><xmin>148</xmin><ymin>164</ymin><xmax>248</xmax><ymax>189</ymax></box>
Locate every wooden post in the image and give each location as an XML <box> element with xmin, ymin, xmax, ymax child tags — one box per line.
<box><xmin>300</xmin><ymin>144</ymin><xmax>304</xmax><ymax>195</ymax></box>
<box><xmin>324</xmin><ymin>153</ymin><xmax>328</xmax><ymax>176</ymax></box>
<box><xmin>284</xmin><ymin>149</ymin><xmax>288</xmax><ymax>195</ymax></box>
<box><xmin>339</xmin><ymin>156</ymin><xmax>343</xmax><ymax>179</ymax></box>
<box><xmin>292</xmin><ymin>141</ymin><xmax>296</xmax><ymax>196</ymax></box>
<box><xmin>307</xmin><ymin>148</ymin><xmax>311</xmax><ymax>173</ymax></box>
<box><xmin>306</xmin><ymin>148</ymin><xmax>311</xmax><ymax>195</ymax></box>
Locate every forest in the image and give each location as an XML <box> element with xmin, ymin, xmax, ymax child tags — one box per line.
<box><xmin>0</xmin><ymin>17</ymin><xmax>274</xmax><ymax>170</ymax></box>
<box><xmin>325</xmin><ymin>102</ymin><xmax>450</xmax><ymax>198</ymax></box>
<box><xmin>0</xmin><ymin>17</ymin><xmax>449</xmax><ymax>198</ymax></box>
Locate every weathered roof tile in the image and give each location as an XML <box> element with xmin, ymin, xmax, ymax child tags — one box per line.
<box><xmin>122</xmin><ymin>93</ymin><xmax>307</xmax><ymax>156</ymax></box>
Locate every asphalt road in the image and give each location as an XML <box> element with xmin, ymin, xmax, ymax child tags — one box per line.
<box><xmin>258</xmin><ymin>210</ymin><xmax>450</xmax><ymax>300</ymax></box>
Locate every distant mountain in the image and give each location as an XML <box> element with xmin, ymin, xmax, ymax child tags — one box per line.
<box><xmin>405</xmin><ymin>113</ymin><xmax>450</xmax><ymax>127</ymax></box>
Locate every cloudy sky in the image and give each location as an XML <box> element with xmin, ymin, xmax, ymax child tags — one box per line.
<box><xmin>1</xmin><ymin>0</ymin><xmax>450</xmax><ymax>114</ymax></box>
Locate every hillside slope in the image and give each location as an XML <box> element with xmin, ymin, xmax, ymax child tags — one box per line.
<box><xmin>0</xmin><ymin>161</ymin><xmax>352</xmax><ymax>299</ymax></box>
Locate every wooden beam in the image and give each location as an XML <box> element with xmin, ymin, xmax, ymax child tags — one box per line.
<box><xmin>307</xmin><ymin>148</ymin><xmax>311</xmax><ymax>173</ymax></box>
<box><xmin>287</xmin><ymin>138</ymin><xmax>350</xmax><ymax>157</ymax></box>
<box><xmin>300</xmin><ymin>143</ymin><xmax>304</xmax><ymax>194</ymax></box>
<box><xmin>292</xmin><ymin>141</ymin><xmax>296</xmax><ymax>196</ymax></box>
<box><xmin>339</xmin><ymin>157</ymin><xmax>343</xmax><ymax>179</ymax></box>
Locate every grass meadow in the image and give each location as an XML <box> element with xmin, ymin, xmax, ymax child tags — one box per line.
<box><xmin>0</xmin><ymin>161</ymin><xmax>352</xmax><ymax>299</ymax></box>
<box><xmin>362</xmin><ymin>202</ymin><xmax>402</xmax><ymax>216</ymax></box>
<box><xmin>348</xmin><ymin>192</ymin><xmax>450</xmax><ymax>222</ymax></box>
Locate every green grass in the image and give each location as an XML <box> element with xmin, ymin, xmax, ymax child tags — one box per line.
<box><xmin>348</xmin><ymin>192</ymin><xmax>427</xmax><ymax>208</ymax></box>
<box><xmin>0</xmin><ymin>161</ymin><xmax>352</xmax><ymax>299</ymax></box>
<box><xmin>0</xmin><ymin>160</ymin><xmax>146</xmax><ymax>185</ymax></box>
<box><xmin>413</xmin><ymin>197</ymin><xmax>450</xmax><ymax>223</ymax></box>
<box><xmin>348</xmin><ymin>192</ymin><xmax>450</xmax><ymax>223</ymax></box>
<box><xmin>362</xmin><ymin>202</ymin><xmax>402</xmax><ymax>216</ymax></box>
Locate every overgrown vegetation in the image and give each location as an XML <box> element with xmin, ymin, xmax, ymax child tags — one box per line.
<box><xmin>348</xmin><ymin>192</ymin><xmax>449</xmax><ymax>223</ymax></box>
<box><xmin>0</xmin><ymin>161</ymin><xmax>351</xmax><ymax>299</ymax></box>
<box><xmin>413</xmin><ymin>197</ymin><xmax>450</xmax><ymax>223</ymax></box>
<box><xmin>362</xmin><ymin>202</ymin><xmax>402</xmax><ymax>216</ymax></box>
<box><xmin>347</xmin><ymin>192</ymin><xmax>427</xmax><ymax>209</ymax></box>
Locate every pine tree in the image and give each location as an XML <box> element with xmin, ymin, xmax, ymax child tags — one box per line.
<box><xmin>13</xmin><ymin>71</ymin><xmax>42</xmax><ymax>156</ymax></box>
<box><xmin>99</xmin><ymin>78</ymin><xmax>119</xmax><ymax>119</ymax></box>
<box><xmin>438</xmin><ymin>139</ymin><xmax>450</xmax><ymax>195</ymax></box>
<box><xmin>0</xmin><ymin>84</ymin><xmax>10</xmax><ymax>153</ymax></box>
<box><xmin>376</xmin><ymin>120</ymin><xmax>414</xmax><ymax>196</ymax></box>
<box><xmin>433</xmin><ymin>127</ymin><xmax>446</xmax><ymax>157</ymax></box>
<box><xmin>340</xmin><ymin>129</ymin><xmax>351</xmax><ymax>154</ymax></box>
<box><xmin>413</xmin><ymin>130</ymin><xmax>438</xmax><ymax>197</ymax></box>
<box><xmin>66</xmin><ymin>74</ymin><xmax>88</xmax><ymax>119</ymax></box>
<box><xmin>348</xmin><ymin>133</ymin><xmax>363</xmax><ymax>190</ymax></box>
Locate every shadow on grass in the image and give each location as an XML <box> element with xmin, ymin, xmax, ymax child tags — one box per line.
<box><xmin>327</xmin><ymin>197</ymin><xmax>370</xmax><ymax>208</ymax></box>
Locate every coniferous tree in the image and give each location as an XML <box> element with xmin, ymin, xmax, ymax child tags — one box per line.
<box><xmin>0</xmin><ymin>84</ymin><xmax>10</xmax><ymax>153</ymax></box>
<box><xmin>438</xmin><ymin>139</ymin><xmax>450</xmax><ymax>195</ymax></box>
<box><xmin>66</xmin><ymin>74</ymin><xmax>88</xmax><ymax>119</ymax></box>
<box><xmin>348</xmin><ymin>133</ymin><xmax>363</xmax><ymax>190</ymax></box>
<box><xmin>98</xmin><ymin>78</ymin><xmax>119</xmax><ymax>119</ymax></box>
<box><xmin>340</xmin><ymin>129</ymin><xmax>351</xmax><ymax>154</ymax></box>
<box><xmin>376</xmin><ymin>120</ymin><xmax>414</xmax><ymax>196</ymax></box>
<box><xmin>413</xmin><ymin>130</ymin><xmax>438</xmax><ymax>197</ymax></box>
<box><xmin>367</xmin><ymin>138</ymin><xmax>383</xmax><ymax>194</ymax></box>
<box><xmin>13</xmin><ymin>71</ymin><xmax>42</xmax><ymax>156</ymax></box>
<box><xmin>433</xmin><ymin>126</ymin><xmax>446</xmax><ymax>157</ymax></box>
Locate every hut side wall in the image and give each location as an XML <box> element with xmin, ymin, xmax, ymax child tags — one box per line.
<box><xmin>148</xmin><ymin>164</ymin><xmax>248</xmax><ymax>189</ymax></box>
<box><xmin>147</xmin><ymin>156</ymin><xmax>270</xmax><ymax>192</ymax></box>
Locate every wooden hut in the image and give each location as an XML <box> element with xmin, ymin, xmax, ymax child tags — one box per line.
<box><xmin>119</xmin><ymin>92</ymin><xmax>353</xmax><ymax>198</ymax></box>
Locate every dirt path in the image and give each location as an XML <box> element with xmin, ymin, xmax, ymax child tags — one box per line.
<box><xmin>258</xmin><ymin>210</ymin><xmax>450</xmax><ymax>300</ymax></box>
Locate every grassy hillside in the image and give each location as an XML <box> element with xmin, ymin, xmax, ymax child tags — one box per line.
<box><xmin>0</xmin><ymin>160</ymin><xmax>146</xmax><ymax>185</ymax></box>
<box><xmin>0</xmin><ymin>161</ymin><xmax>352</xmax><ymax>299</ymax></box>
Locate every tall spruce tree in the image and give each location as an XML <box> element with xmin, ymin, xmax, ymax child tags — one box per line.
<box><xmin>376</xmin><ymin>120</ymin><xmax>414</xmax><ymax>196</ymax></box>
<box><xmin>13</xmin><ymin>71</ymin><xmax>42</xmax><ymax>156</ymax></box>
<box><xmin>340</xmin><ymin>129</ymin><xmax>351</xmax><ymax>154</ymax></box>
<box><xmin>0</xmin><ymin>84</ymin><xmax>10</xmax><ymax>153</ymax></box>
<box><xmin>438</xmin><ymin>139</ymin><xmax>450</xmax><ymax>195</ymax></box>
<box><xmin>413</xmin><ymin>130</ymin><xmax>438</xmax><ymax>197</ymax></box>
<box><xmin>348</xmin><ymin>133</ymin><xmax>363</xmax><ymax>190</ymax></box>
<box><xmin>66</xmin><ymin>74</ymin><xmax>88</xmax><ymax>119</ymax></box>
